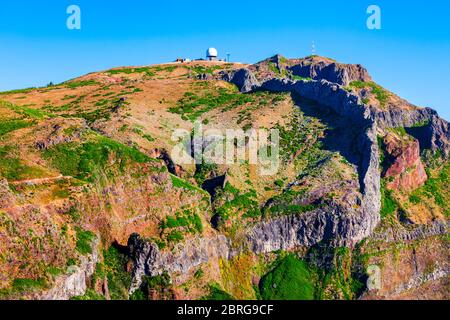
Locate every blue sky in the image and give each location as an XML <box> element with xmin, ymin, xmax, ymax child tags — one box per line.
<box><xmin>0</xmin><ymin>0</ymin><xmax>449</xmax><ymax>120</ymax></box>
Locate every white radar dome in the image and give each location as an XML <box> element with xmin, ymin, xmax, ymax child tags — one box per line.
<box><xmin>206</xmin><ymin>48</ymin><xmax>218</xmax><ymax>58</ymax></box>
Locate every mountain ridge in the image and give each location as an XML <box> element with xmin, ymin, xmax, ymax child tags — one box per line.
<box><xmin>0</xmin><ymin>55</ymin><xmax>448</xmax><ymax>300</ymax></box>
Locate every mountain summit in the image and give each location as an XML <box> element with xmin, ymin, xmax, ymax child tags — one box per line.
<box><xmin>0</xmin><ymin>56</ymin><xmax>448</xmax><ymax>300</ymax></box>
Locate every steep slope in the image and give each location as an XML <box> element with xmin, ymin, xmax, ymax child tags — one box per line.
<box><xmin>0</xmin><ymin>56</ymin><xmax>448</xmax><ymax>300</ymax></box>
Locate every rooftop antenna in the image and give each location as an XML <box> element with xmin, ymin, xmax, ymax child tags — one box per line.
<box><xmin>226</xmin><ymin>53</ymin><xmax>231</xmax><ymax>62</ymax></box>
<box><xmin>311</xmin><ymin>41</ymin><xmax>316</xmax><ymax>56</ymax></box>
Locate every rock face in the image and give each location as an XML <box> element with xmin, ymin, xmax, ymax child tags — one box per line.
<box><xmin>34</xmin><ymin>118</ymin><xmax>88</xmax><ymax>150</ymax></box>
<box><xmin>129</xmin><ymin>62</ymin><xmax>384</xmax><ymax>289</ymax></box>
<box><xmin>127</xmin><ymin>58</ymin><xmax>449</xmax><ymax>295</ymax></box>
<box><xmin>38</xmin><ymin>238</ymin><xmax>100</xmax><ymax>300</ymax></box>
<box><xmin>247</xmin><ymin>122</ymin><xmax>381</xmax><ymax>252</ymax></box>
<box><xmin>287</xmin><ymin>56</ymin><xmax>372</xmax><ymax>86</ymax></box>
<box><xmin>220</xmin><ymin>68</ymin><xmax>260</xmax><ymax>93</ymax></box>
<box><xmin>128</xmin><ymin>234</ymin><xmax>231</xmax><ymax>293</ymax></box>
<box><xmin>363</xmin><ymin>224</ymin><xmax>449</xmax><ymax>300</ymax></box>
<box><xmin>370</xmin><ymin>220</ymin><xmax>448</xmax><ymax>243</ymax></box>
<box><xmin>383</xmin><ymin>133</ymin><xmax>428</xmax><ymax>192</ymax></box>
<box><xmin>376</xmin><ymin>108</ymin><xmax>450</xmax><ymax>157</ymax></box>
<box><xmin>224</xmin><ymin>60</ymin><xmax>450</xmax><ymax>157</ymax></box>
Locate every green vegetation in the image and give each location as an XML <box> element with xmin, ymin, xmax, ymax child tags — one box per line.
<box><xmin>409</xmin><ymin>194</ymin><xmax>421</xmax><ymax>204</ymax></box>
<box><xmin>0</xmin><ymin>146</ymin><xmax>46</xmax><ymax>181</ymax></box>
<box><xmin>214</xmin><ymin>182</ymin><xmax>261</xmax><ymax>222</ymax></box>
<box><xmin>0</xmin><ymin>119</ymin><xmax>34</xmax><ymax>137</ymax></box>
<box><xmin>264</xmin><ymin>185</ymin><xmax>319</xmax><ymax>217</ymax></box>
<box><xmin>268</xmin><ymin>201</ymin><xmax>316</xmax><ymax>216</ymax></box>
<box><xmin>234</xmin><ymin>91</ymin><xmax>288</xmax><ymax>125</ymax></box>
<box><xmin>108</xmin><ymin>65</ymin><xmax>179</xmax><ymax>78</ymax></box>
<box><xmin>409</xmin><ymin>164</ymin><xmax>450</xmax><ymax>217</ymax></box>
<box><xmin>291</xmin><ymin>75</ymin><xmax>313</xmax><ymax>82</ymax></box>
<box><xmin>107</xmin><ymin>67</ymin><xmax>156</xmax><ymax>77</ymax></box>
<box><xmin>75</xmin><ymin>227</ymin><xmax>95</xmax><ymax>255</ymax></box>
<box><xmin>187</xmin><ymin>65</ymin><xmax>224</xmax><ymax>76</ymax></box>
<box><xmin>259</xmin><ymin>255</ymin><xmax>315</xmax><ymax>300</ymax></box>
<box><xmin>348</xmin><ymin>81</ymin><xmax>389</xmax><ymax>107</ymax></box>
<box><xmin>380</xmin><ymin>181</ymin><xmax>398</xmax><ymax>218</ymax></box>
<box><xmin>96</xmin><ymin>246</ymin><xmax>131</xmax><ymax>300</ymax></box>
<box><xmin>201</xmin><ymin>284</ymin><xmax>235</xmax><ymax>300</ymax></box>
<box><xmin>0</xmin><ymin>277</ymin><xmax>48</xmax><ymax>298</ymax></box>
<box><xmin>316</xmin><ymin>247</ymin><xmax>365</xmax><ymax>300</ymax></box>
<box><xmin>274</xmin><ymin>108</ymin><xmax>326</xmax><ymax>163</ymax></box>
<box><xmin>274</xmin><ymin>179</ymin><xmax>284</xmax><ymax>188</ymax></box>
<box><xmin>308</xmin><ymin>244</ymin><xmax>367</xmax><ymax>300</ymax></box>
<box><xmin>377</xmin><ymin>136</ymin><xmax>386</xmax><ymax>167</ymax></box>
<box><xmin>170</xmin><ymin>174</ymin><xmax>205</xmax><ymax>193</ymax></box>
<box><xmin>65</xmin><ymin>80</ymin><xmax>99</xmax><ymax>89</ymax></box>
<box><xmin>268</xmin><ymin>62</ymin><xmax>280</xmax><ymax>74</ymax></box>
<box><xmin>46</xmin><ymin>265</ymin><xmax>64</xmax><ymax>277</ymax></box>
<box><xmin>71</xmin><ymin>289</ymin><xmax>106</xmax><ymax>300</ymax></box>
<box><xmin>194</xmin><ymin>268</ymin><xmax>204</xmax><ymax>279</ymax></box>
<box><xmin>44</xmin><ymin>94</ymin><xmax>87</xmax><ymax>113</ymax></box>
<box><xmin>143</xmin><ymin>134</ymin><xmax>155</xmax><ymax>142</ymax></box>
<box><xmin>423</xmin><ymin>166</ymin><xmax>448</xmax><ymax>211</ymax></box>
<box><xmin>169</xmin><ymin>86</ymin><xmax>254</xmax><ymax>121</ymax></box>
<box><xmin>412</xmin><ymin>120</ymin><xmax>430</xmax><ymax>128</ymax></box>
<box><xmin>169</xmin><ymin>85</ymin><xmax>288</xmax><ymax>122</ymax></box>
<box><xmin>267</xmin><ymin>62</ymin><xmax>291</xmax><ymax>78</ymax></box>
<box><xmin>52</xmin><ymin>187</ymin><xmax>70</xmax><ymax>199</ymax></box>
<box><xmin>160</xmin><ymin>207</ymin><xmax>204</xmax><ymax>244</ymax></box>
<box><xmin>390</xmin><ymin>126</ymin><xmax>408</xmax><ymax>137</ymax></box>
<box><xmin>64</xmin><ymin>206</ymin><xmax>81</xmax><ymax>222</ymax></box>
<box><xmin>194</xmin><ymin>162</ymin><xmax>218</xmax><ymax>186</ymax></box>
<box><xmin>11</xmin><ymin>278</ymin><xmax>47</xmax><ymax>293</ymax></box>
<box><xmin>132</xmin><ymin>272</ymin><xmax>173</xmax><ymax>300</ymax></box>
<box><xmin>60</xmin><ymin>97</ymin><xmax>128</xmax><ymax>123</ymax></box>
<box><xmin>43</xmin><ymin>135</ymin><xmax>151</xmax><ymax>182</ymax></box>
<box><xmin>73</xmin><ymin>246</ymin><xmax>131</xmax><ymax>300</ymax></box>
<box><xmin>1</xmin><ymin>100</ymin><xmax>54</xmax><ymax>120</ymax></box>
<box><xmin>0</xmin><ymin>87</ymin><xmax>36</xmax><ymax>95</ymax></box>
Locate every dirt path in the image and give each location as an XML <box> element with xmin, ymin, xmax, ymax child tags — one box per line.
<box><xmin>10</xmin><ymin>175</ymin><xmax>73</xmax><ymax>186</ymax></box>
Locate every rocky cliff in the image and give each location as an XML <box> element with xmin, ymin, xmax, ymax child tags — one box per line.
<box><xmin>382</xmin><ymin>133</ymin><xmax>428</xmax><ymax>192</ymax></box>
<box><xmin>126</xmin><ymin>56</ymin><xmax>448</xmax><ymax>298</ymax></box>
<box><xmin>0</xmin><ymin>56</ymin><xmax>447</xmax><ymax>300</ymax></box>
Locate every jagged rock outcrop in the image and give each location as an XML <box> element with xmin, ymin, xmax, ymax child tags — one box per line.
<box><xmin>34</xmin><ymin>118</ymin><xmax>88</xmax><ymax>150</ymax></box>
<box><xmin>220</xmin><ymin>68</ymin><xmax>260</xmax><ymax>93</ymax></box>
<box><xmin>128</xmin><ymin>234</ymin><xmax>231</xmax><ymax>293</ymax></box>
<box><xmin>383</xmin><ymin>133</ymin><xmax>428</xmax><ymax>192</ymax></box>
<box><xmin>286</xmin><ymin>56</ymin><xmax>372</xmax><ymax>86</ymax></box>
<box><xmin>222</xmin><ymin>61</ymin><xmax>450</xmax><ymax>158</ymax></box>
<box><xmin>376</xmin><ymin>108</ymin><xmax>450</xmax><ymax>157</ymax></box>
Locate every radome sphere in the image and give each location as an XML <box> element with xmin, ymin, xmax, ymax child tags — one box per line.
<box><xmin>206</xmin><ymin>47</ymin><xmax>218</xmax><ymax>58</ymax></box>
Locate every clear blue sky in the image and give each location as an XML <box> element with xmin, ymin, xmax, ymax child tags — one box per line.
<box><xmin>1</xmin><ymin>0</ymin><xmax>449</xmax><ymax>120</ymax></box>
